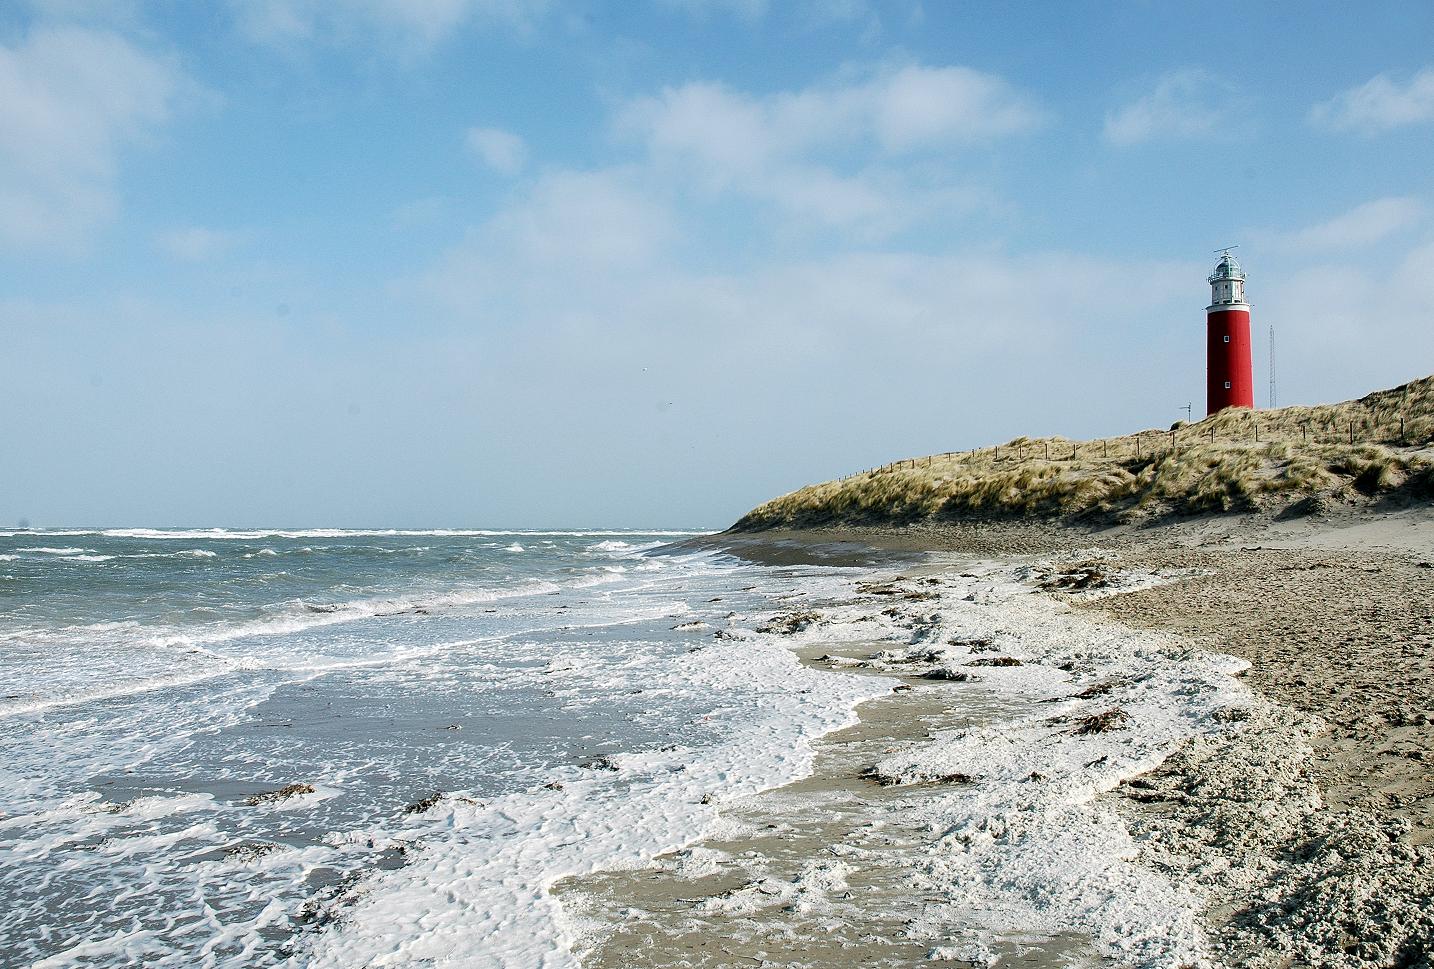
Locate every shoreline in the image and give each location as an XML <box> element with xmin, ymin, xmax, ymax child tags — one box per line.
<box><xmin>567</xmin><ymin>504</ymin><xmax>1434</xmax><ymax>967</ymax></box>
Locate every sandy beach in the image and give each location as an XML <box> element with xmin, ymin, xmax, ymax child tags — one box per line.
<box><xmin>560</xmin><ymin>503</ymin><xmax>1434</xmax><ymax>968</ymax></box>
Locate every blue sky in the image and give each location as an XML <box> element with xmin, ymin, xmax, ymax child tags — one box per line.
<box><xmin>3</xmin><ymin>1</ymin><xmax>1433</xmax><ymax>527</ymax></box>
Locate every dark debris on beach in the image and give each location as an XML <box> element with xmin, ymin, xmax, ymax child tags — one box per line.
<box><xmin>243</xmin><ymin>783</ymin><xmax>315</xmax><ymax>806</ymax></box>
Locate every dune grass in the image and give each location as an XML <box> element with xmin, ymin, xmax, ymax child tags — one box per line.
<box><xmin>735</xmin><ymin>374</ymin><xmax>1434</xmax><ymax>530</ymax></box>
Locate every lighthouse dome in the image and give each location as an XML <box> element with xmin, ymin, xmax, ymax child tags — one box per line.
<box><xmin>1208</xmin><ymin>251</ymin><xmax>1245</xmax><ymax>282</ymax></box>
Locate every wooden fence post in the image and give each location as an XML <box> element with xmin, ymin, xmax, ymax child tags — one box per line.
<box><xmin>1349</xmin><ymin>420</ymin><xmax>1354</xmax><ymax>444</ymax></box>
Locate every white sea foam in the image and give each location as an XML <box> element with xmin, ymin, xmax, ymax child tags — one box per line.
<box><xmin>0</xmin><ymin>656</ymin><xmax>250</xmax><ymax>719</ymax></box>
<box><xmin>587</xmin><ymin>540</ymin><xmax>640</xmax><ymax>552</ymax></box>
<box><xmin>3</xmin><ymin>547</ymin><xmax>115</xmax><ymax>561</ymax></box>
<box><xmin>296</xmin><ymin>612</ymin><xmax>887</xmax><ymax>969</ymax></box>
<box><xmin>786</xmin><ymin>561</ymin><xmax>1250</xmax><ymax>966</ymax></box>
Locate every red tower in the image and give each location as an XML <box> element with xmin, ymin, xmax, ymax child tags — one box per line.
<box><xmin>1206</xmin><ymin>249</ymin><xmax>1253</xmax><ymax>414</ymax></box>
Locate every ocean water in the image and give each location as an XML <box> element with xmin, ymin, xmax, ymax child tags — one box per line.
<box><xmin>0</xmin><ymin>528</ymin><xmax>885</xmax><ymax>968</ymax></box>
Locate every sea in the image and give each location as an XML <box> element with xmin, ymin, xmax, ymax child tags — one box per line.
<box><xmin>0</xmin><ymin>528</ymin><xmax>885</xmax><ymax>968</ymax></box>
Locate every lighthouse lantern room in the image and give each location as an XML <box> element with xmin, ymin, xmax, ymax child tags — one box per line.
<box><xmin>1205</xmin><ymin>249</ymin><xmax>1254</xmax><ymax>415</ymax></box>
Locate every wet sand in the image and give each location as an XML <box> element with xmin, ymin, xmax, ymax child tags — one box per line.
<box><xmin>566</xmin><ymin>503</ymin><xmax>1434</xmax><ymax>968</ymax></box>
<box><xmin>562</xmin><ymin>642</ymin><xmax>1094</xmax><ymax>968</ymax></box>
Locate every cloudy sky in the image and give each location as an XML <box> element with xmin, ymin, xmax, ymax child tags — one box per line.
<box><xmin>3</xmin><ymin>1</ymin><xmax>1432</xmax><ymax>528</ymax></box>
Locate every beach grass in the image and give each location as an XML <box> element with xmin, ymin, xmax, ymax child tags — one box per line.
<box><xmin>736</xmin><ymin>374</ymin><xmax>1434</xmax><ymax>530</ymax></box>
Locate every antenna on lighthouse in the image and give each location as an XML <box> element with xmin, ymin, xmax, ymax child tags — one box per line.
<box><xmin>1214</xmin><ymin>245</ymin><xmax>1240</xmax><ymax>254</ymax></box>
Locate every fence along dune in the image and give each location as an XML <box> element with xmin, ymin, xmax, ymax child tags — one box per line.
<box><xmin>735</xmin><ymin>374</ymin><xmax>1434</xmax><ymax>530</ymax></box>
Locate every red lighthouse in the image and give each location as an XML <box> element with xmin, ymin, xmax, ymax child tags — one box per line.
<box><xmin>1206</xmin><ymin>249</ymin><xmax>1253</xmax><ymax>414</ymax></box>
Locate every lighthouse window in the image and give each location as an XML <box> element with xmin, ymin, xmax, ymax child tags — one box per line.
<box><xmin>1224</xmin><ymin>381</ymin><xmax>1232</xmax><ymax>389</ymax></box>
<box><xmin>1224</xmin><ymin>335</ymin><xmax>1231</xmax><ymax>343</ymax></box>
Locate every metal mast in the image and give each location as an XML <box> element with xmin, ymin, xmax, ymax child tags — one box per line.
<box><xmin>1268</xmin><ymin>324</ymin><xmax>1276</xmax><ymax>408</ymax></box>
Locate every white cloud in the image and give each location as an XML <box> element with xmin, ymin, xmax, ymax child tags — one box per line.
<box><xmin>465</xmin><ymin>126</ymin><xmax>527</xmax><ymax>175</ymax></box>
<box><xmin>1310</xmin><ymin>67</ymin><xmax>1434</xmax><ymax>134</ymax></box>
<box><xmin>620</xmin><ymin>82</ymin><xmax>770</xmax><ymax>180</ymax></box>
<box><xmin>412</xmin><ymin>158</ymin><xmax>1189</xmax><ymax>359</ymax></box>
<box><xmin>869</xmin><ymin>64</ymin><xmax>1040</xmax><ymax>149</ymax></box>
<box><xmin>622</xmin><ymin>65</ymin><xmax>1040</xmax><ymax>165</ymax></box>
<box><xmin>231</xmin><ymin>0</ymin><xmax>550</xmax><ymax>49</ymax></box>
<box><xmin>1259</xmin><ymin>196</ymin><xmax>1424</xmax><ymax>253</ymax></box>
<box><xmin>156</xmin><ymin>226</ymin><xmax>243</xmax><ymax>261</ymax></box>
<box><xmin>480</xmin><ymin>169</ymin><xmax>674</xmax><ymax>271</ymax></box>
<box><xmin>0</xmin><ymin>26</ymin><xmax>183</xmax><ymax>252</ymax></box>
<box><xmin>614</xmin><ymin>64</ymin><xmax>1037</xmax><ymax>237</ymax></box>
<box><xmin>1103</xmin><ymin>69</ymin><xmax>1233</xmax><ymax>147</ymax></box>
<box><xmin>418</xmin><ymin>168</ymin><xmax>677</xmax><ymax>317</ymax></box>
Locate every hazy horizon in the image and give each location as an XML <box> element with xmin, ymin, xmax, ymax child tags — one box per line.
<box><xmin>4</xmin><ymin>2</ymin><xmax>1432</xmax><ymax>527</ymax></box>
